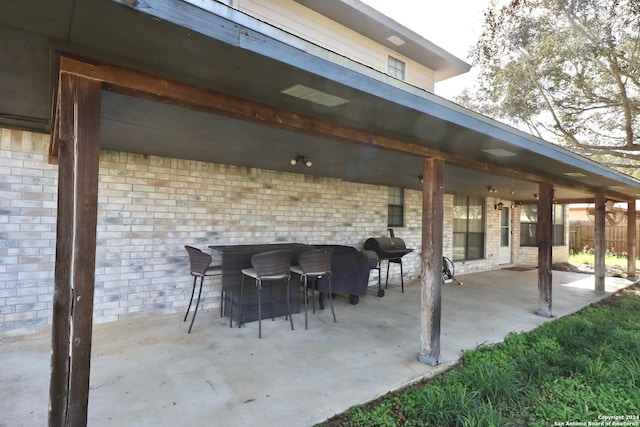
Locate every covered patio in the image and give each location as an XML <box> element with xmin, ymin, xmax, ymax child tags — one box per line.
<box><xmin>3</xmin><ymin>269</ymin><xmax>632</xmax><ymax>427</ymax></box>
<box><xmin>2</xmin><ymin>1</ymin><xmax>640</xmax><ymax>424</ymax></box>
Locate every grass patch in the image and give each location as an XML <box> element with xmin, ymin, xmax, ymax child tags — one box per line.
<box><xmin>317</xmin><ymin>284</ymin><xmax>640</xmax><ymax>427</ymax></box>
<box><xmin>569</xmin><ymin>251</ymin><xmax>639</xmax><ymax>269</ymax></box>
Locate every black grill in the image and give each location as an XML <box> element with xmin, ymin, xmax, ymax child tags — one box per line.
<box><xmin>363</xmin><ymin>236</ymin><xmax>414</xmax><ymax>297</ymax></box>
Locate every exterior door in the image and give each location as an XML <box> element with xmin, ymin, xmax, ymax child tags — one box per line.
<box><xmin>499</xmin><ymin>206</ymin><xmax>512</xmax><ymax>264</ymax></box>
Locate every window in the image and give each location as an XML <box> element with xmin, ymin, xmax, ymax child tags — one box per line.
<box><xmin>388</xmin><ymin>56</ymin><xmax>405</xmax><ymax>80</ymax></box>
<box><xmin>520</xmin><ymin>204</ymin><xmax>565</xmax><ymax>246</ymax></box>
<box><xmin>520</xmin><ymin>205</ymin><xmax>538</xmax><ymax>247</ymax></box>
<box><xmin>388</xmin><ymin>187</ymin><xmax>404</xmax><ymax>227</ymax></box>
<box><xmin>552</xmin><ymin>205</ymin><xmax>565</xmax><ymax>246</ymax></box>
<box><xmin>452</xmin><ymin>195</ymin><xmax>485</xmax><ymax>261</ymax></box>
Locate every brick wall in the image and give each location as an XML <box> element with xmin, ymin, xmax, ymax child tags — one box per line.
<box><xmin>1</xmin><ymin>128</ymin><xmax>430</xmax><ymax>338</ymax></box>
<box><xmin>0</xmin><ymin>129</ymin><xmax>57</xmax><ymax>338</ymax></box>
<box><xmin>2</xmin><ymin>127</ymin><xmax>564</xmax><ymax>338</ymax></box>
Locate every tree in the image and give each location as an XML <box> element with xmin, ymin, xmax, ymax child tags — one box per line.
<box><xmin>459</xmin><ymin>0</ymin><xmax>640</xmax><ymax>176</ymax></box>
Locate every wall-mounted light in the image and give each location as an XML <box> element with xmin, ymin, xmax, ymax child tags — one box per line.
<box><xmin>533</xmin><ymin>193</ymin><xmax>539</xmax><ymax>200</ymax></box>
<box><xmin>494</xmin><ymin>201</ymin><xmax>504</xmax><ymax>210</ymax></box>
<box><xmin>418</xmin><ymin>175</ymin><xmax>423</xmax><ymax>183</ymax></box>
<box><xmin>290</xmin><ymin>156</ymin><xmax>312</xmax><ymax>167</ymax></box>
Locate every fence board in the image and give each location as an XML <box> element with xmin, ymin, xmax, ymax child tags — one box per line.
<box><xmin>570</xmin><ymin>220</ymin><xmax>640</xmax><ymax>256</ymax></box>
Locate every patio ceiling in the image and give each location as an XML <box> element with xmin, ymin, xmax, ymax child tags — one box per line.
<box><xmin>2</xmin><ymin>0</ymin><xmax>640</xmax><ymax>201</ymax></box>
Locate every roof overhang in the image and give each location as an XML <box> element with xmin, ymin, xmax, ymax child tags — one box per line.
<box><xmin>1</xmin><ymin>0</ymin><xmax>639</xmax><ymax>202</ymax></box>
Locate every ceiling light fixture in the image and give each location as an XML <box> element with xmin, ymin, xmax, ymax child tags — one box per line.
<box><xmin>291</xmin><ymin>155</ymin><xmax>312</xmax><ymax>167</ymax></box>
<box><xmin>487</xmin><ymin>185</ymin><xmax>497</xmax><ymax>193</ymax></box>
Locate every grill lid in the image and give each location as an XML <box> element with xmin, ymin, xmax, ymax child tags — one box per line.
<box><xmin>363</xmin><ymin>237</ymin><xmax>414</xmax><ymax>259</ymax></box>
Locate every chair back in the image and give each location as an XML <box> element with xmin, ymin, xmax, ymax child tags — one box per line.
<box><xmin>297</xmin><ymin>248</ymin><xmax>333</xmax><ymax>275</ymax></box>
<box><xmin>185</xmin><ymin>245</ymin><xmax>212</xmax><ymax>276</ymax></box>
<box><xmin>251</xmin><ymin>250</ymin><xmax>292</xmax><ymax>278</ymax></box>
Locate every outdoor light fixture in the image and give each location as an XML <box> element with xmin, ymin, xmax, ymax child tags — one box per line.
<box><xmin>494</xmin><ymin>201</ymin><xmax>504</xmax><ymax>210</ymax></box>
<box><xmin>418</xmin><ymin>175</ymin><xmax>423</xmax><ymax>183</ymax></box>
<box><xmin>487</xmin><ymin>185</ymin><xmax>497</xmax><ymax>193</ymax></box>
<box><xmin>291</xmin><ymin>156</ymin><xmax>312</xmax><ymax>167</ymax></box>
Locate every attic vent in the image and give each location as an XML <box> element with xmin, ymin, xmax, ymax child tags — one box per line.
<box><xmin>281</xmin><ymin>84</ymin><xmax>349</xmax><ymax>107</ymax></box>
<box><xmin>387</xmin><ymin>35</ymin><xmax>405</xmax><ymax>46</ymax></box>
<box><xmin>482</xmin><ymin>148</ymin><xmax>517</xmax><ymax>157</ymax></box>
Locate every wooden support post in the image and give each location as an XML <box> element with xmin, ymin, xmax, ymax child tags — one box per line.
<box><xmin>594</xmin><ymin>194</ymin><xmax>606</xmax><ymax>294</ymax></box>
<box><xmin>49</xmin><ymin>73</ymin><xmax>101</xmax><ymax>426</ymax></box>
<box><xmin>537</xmin><ymin>183</ymin><xmax>553</xmax><ymax>317</ymax></box>
<box><xmin>627</xmin><ymin>201</ymin><xmax>637</xmax><ymax>279</ymax></box>
<box><xmin>418</xmin><ymin>157</ymin><xmax>444</xmax><ymax>366</ymax></box>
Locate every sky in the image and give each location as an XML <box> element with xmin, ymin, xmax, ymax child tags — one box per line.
<box><xmin>360</xmin><ymin>0</ymin><xmax>492</xmax><ymax>100</ymax></box>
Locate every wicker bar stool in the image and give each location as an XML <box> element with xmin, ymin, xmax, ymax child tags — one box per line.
<box><xmin>290</xmin><ymin>248</ymin><xmax>335</xmax><ymax>330</ymax></box>
<box><xmin>240</xmin><ymin>249</ymin><xmax>293</xmax><ymax>338</ymax></box>
<box><xmin>184</xmin><ymin>245</ymin><xmax>222</xmax><ymax>333</ymax></box>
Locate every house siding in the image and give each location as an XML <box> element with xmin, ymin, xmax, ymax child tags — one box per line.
<box><xmin>235</xmin><ymin>0</ymin><xmax>436</xmax><ymax>91</ymax></box>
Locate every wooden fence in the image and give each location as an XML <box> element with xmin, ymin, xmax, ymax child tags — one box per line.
<box><xmin>570</xmin><ymin>220</ymin><xmax>640</xmax><ymax>255</ymax></box>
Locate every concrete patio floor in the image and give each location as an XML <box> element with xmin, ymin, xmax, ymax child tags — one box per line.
<box><xmin>1</xmin><ymin>268</ymin><xmax>633</xmax><ymax>427</ymax></box>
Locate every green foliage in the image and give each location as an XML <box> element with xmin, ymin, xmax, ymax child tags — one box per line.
<box><xmin>569</xmin><ymin>251</ymin><xmax>637</xmax><ymax>269</ymax></box>
<box><xmin>318</xmin><ymin>289</ymin><xmax>640</xmax><ymax>427</ymax></box>
<box><xmin>459</xmin><ymin>0</ymin><xmax>640</xmax><ymax>171</ymax></box>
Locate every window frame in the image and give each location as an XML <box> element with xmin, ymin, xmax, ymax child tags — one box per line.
<box><xmin>452</xmin><ymin>195</ymin><xmax>485</xmax><ymax>261</ymax></box>
<box><xmin>387</xmin><ymin>187</ymin><xmax>404</xmax><ymax>228</ymax></box>
<box><xmin>519</xmin><ymin>204</ymin><xmax>565</xmax><ymax>247</ymax></box>
<box><xmin>387</xmin><ymin>56</ymin><xmax>406</xmax><ymax>80</ymax></box>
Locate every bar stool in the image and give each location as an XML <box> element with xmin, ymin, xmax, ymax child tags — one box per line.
<box><xmin>184</xmin><ymin>245</ymin><xmax>222</xmax><ymax>333</ymax></box>
<box><xmin>290</xmin><ymin>248</ymin><xmax>335</xmax><ymax>330</ymax></box>
<box><xmin>240</xmin><ymin>249</ymin><xmax>293</xmax><ymax>338</ymax></box>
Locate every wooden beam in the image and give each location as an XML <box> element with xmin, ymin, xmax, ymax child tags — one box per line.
<box><xmin>627</xmin><ymin>201</ymin><xmax>637</xmax><ymax>278</ymax></box>
<box><xmin>594</xmin><ymin>193</ymin><xmax>606</xmax><ymax>293</ymax></box>
<box><xmin>537</xmin><ymin>183</ymin><xmax>553</xmax><ymax>317</ymax></box>
<box><xmin>51</xmin><ymin>55</ymin><xmax>625</xmax><ymax>199</ymax></box>
<box><xmin>49</xmin><ymin>72</ymin><xmax>101</xmax><ymax>426</ymax></box>
<box><xmin>418</xmin><ymin>157</ymin><xmax>444</xmax><ymax>365</ymax></box>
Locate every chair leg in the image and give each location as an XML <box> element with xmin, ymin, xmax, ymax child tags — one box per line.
<box><xmin>228</xmin><ymin>290</ymin><xmax>234</xmax><ymax>328</ymax></box>
<box><xmin>257</xmin><ymin>279</ymin><xmax>262</xmax><ymax>339</ymax></box>
<box><xmin>400</xmin><ymin>260</ymin><xmax>404</xmax><ymax>293</ymax></box>
<box><xmin>311</xmin><ymin>278</ymin><xmax>317</xmax><ymax>314</ymax></box>
<box><xmin>188</xmin><ymin>276</ymin><xmax>204</xmax><ymax>333</ymax></box>
<box><xmin>220</xmin><ymin>289</ymin><xmax>224</xmax><ymax>317</ymax></box>
<box><xmin>286</xmin><ymin>277</ymin><xmax>294</xmax><ymax>331</ymax></box>
<box><xmin>184</xmin><ymin>275</ymin><xmax>197</xmax><ymax>322</ymax></box>
<box><xmin>327</xmin><ymin>276</ymin><xmax>336</xmax><ymax>323</ymax></box>
<box><xmin>270</xmin><ymin>280</ymin><xmax>275</xmax><ymax>321</ymax></box>
<box><xmin>239</xmin><ymin>276</ymin><xmax>245</xmax><ymax>328</ymax></box>
<box><xmin>303</xmin><ymin>275</ymin><xmax>309</xmax><ymax>330</ymax></box>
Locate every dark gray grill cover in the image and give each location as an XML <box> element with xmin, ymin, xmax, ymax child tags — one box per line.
<box><xmin>363</xmin><ymin>237</ymin><xmax>414</xmax><ymax>260</ymax></box>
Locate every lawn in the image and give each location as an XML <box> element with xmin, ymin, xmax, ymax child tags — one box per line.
<box><xmin>569</xmin><ymin>252</ymin><xmax>640</xmax><ymax>270</ymax></box>
<box><xmin>317</xmin><ymin>267</ymin><xmax>640</xmax><ymax>426</ymax></box>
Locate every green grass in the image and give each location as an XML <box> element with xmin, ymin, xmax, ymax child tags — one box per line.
<box><xmin>317</xmin><ymin>286</ymin><xmax>640</xmax><ymax>427</ymax></box>
<box><xmin>569</xmin><ymin>251</ymin><xmax>638</xmax><ymax>269</ymax></box>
